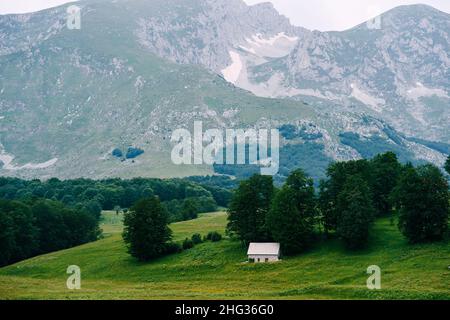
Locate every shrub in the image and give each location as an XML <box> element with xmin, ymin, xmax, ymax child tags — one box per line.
<box><xmin>112</xmin><ymin>148</ymin><xmax>123</xmax><ymax>158</ymax></box>
<box><xmin>164</xmin><ymin>242</ymin><xmax>182</xmax><ymax>255</ymax></box>
<box><xmin>206</xmin><ymin>231</ymin><xmax>222</xmax><ymax>242</ymax></box>
<box><xmin>191</xmin><ymin>233</ymin><xmax>202</xmax><ymax>244</ymax></box>
<box><xmin>182</xmin><ymin>238</ymin><xmax>194</xmax><ymax>250</ymax></box>
<box><xmin>126</xmin><ymin>147</ymin><xmax>144</xmax><ymax>159</ymax></box>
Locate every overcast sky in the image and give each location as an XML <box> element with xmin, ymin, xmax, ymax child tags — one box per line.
<box><xmin>244</xmin><ymin>0</ymin><xmax>450</xmax><ymax>30</ymax></box>
<box><xmin>0</xmin><ymin>0</ymin><xmax>449</xmax><ymax>31</ymax></box>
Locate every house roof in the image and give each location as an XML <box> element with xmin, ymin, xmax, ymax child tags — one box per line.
<box><xmin>247</xmin><ymin>243</ymin><xmax>280</xmax><ymax>256</ymax></box>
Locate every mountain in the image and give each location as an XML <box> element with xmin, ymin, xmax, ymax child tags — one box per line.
<box><xmin>0</xmin><ymin>0</ymin><xmax>447</xmax><ymax>181</ymax></box>
<box><xmin>250</xmin><ymin>5</ymin><xmax>450</xmax><ymax>143</ymax></box>
<box><xmin>136</xmin><ymin>2</ymin><xmax>449</xmax><ymax>144</ymax></box>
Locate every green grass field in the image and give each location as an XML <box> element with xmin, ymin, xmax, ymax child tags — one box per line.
<box><xmin>0</xmin><ymin>211</ymin><xmax>449</xmax><ymax>300</ymax></box>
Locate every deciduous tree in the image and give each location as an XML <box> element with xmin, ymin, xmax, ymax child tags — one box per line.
<box><xmin>392</xmin><ymin>164</ymin><xmax>449</xmax><ymax>243</ymax></box>
<box><xmin>123</xmin><ymin>197</ymin><xmax>172</xmax><ymax>261</ymax></box>
<box><xmin>227</xmin><ymin>175</ymin><xmax>274</xmax><ymax>243</ymax></box>
<box><xmin>267</xmin><ymin>169</ymin><xmax>316</xmax><ymax>255</ymax></box>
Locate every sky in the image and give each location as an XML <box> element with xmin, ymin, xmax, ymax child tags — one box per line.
<box><xmin>243</xmin><ymin>0</ymin><xmax>450</xmax><ymax>31</ymax></box>
<box><xmin>0</xmin><ymin>1</ymin><xmax>78</xmax><ymax>15</ymax></box>
<box><xmin>0</xmin><ymin>0</ymin><xmax>449</xmax><ymax>31</ymax></box>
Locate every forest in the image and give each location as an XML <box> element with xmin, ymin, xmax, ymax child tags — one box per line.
<box><xmin>0</xmin><ymin>176</ymin><xmax>232</xmax><ymax>266</ymax></box>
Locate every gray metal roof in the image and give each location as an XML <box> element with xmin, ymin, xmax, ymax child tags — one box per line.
<box><xmin>247</xmin><ymin>243</ymin><xmax>280</xmax><ymax>255</ymax></box>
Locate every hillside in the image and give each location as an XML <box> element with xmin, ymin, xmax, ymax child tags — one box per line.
<box><xmin>0</xmin><ymin>210</ymin><xmax>449</xmax><ymax>300</ymax></box>
<box><xmin>0</xmin><ymin>0</ymin><xmax>447</xmax><ymax>182</ymax></box>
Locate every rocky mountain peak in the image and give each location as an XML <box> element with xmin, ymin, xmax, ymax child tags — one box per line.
<box><xmin>0</xmin><ymin>0</ymin><xmax>448</xmax><ymax>180</ymax></box>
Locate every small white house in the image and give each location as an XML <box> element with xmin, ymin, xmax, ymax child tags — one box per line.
<box><xmin>247</xmin><ymin>243</ymin><xmax>281</xmax><ymax>263</ymax></box>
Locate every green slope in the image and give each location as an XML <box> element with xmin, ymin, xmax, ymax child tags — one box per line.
<box><xmin>0</xmin><ymin>1</ymin><xmax>317</xmax><ymax>180</ymax></box>
<box><xmin>0</xmin><ymin>211</ymin><xmax>449</xmax><ymax>300</ymax></box>
<box><xmin>1</xmin><ymin>0</ymin><xmax>444</xmax><ymax>182</ymax></box>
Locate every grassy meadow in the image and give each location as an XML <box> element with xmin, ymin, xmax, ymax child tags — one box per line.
<box><xmin>0</xmin><ymin>210</ymin><xmax>449</xmax><ymax>300</ymax></box>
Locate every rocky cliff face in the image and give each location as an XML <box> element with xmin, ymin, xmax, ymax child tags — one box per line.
<box><xmin>0</xmin><ymin>0</ymin><xmax>447</xmax><ymax>180</ymax></box>
<box><xmin>263</xmin><ymin>5</ymin><xmax>450</xmax><ymax>143</ymax></box>
<box><xmin>135</xmin><ymin>0</ymin><xmax>302</xmax><ymax>71</ymax></box>
<box><xmin>134</xmin><ymin>1</ymin><xmax>449</xmax><ymax>143</ymax></box>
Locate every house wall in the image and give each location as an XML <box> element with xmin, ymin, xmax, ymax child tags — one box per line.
<box><xmin>248</xmin><ymin>255</ymin><xmax>279</xmax><ymax>263</ymax></box>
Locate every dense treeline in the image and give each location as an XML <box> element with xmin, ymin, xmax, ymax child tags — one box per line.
<box><xmin>228</xmin><ymin>152</ymin><xmax>450</xmax><ymax>254</ymax></box>
<box><xmin>0</xmin><ymin>198</ymin><xmax>100</xmax><ymax>267</ymax></box>
<box><xmin>0</xmin><ymin>176</ymin><xmax>233</xmax><ymax>266</ymax></box>
<box><xmin>0</xmin><ymin>177</ymin><xmax>232</xmax><ymax>223</ymax></box>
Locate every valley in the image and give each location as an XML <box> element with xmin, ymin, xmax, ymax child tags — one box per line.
<box><xmin>0</xmin><ymin>210</ymin><xmax>448</xmax><ymax>300</ymax></box>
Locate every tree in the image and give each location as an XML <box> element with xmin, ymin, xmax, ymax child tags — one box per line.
<box><xmin>318</xmin><ymin>179</ymin><xmax>334</xmax><ymax>235</ymax></box>
<box><xmin>32</xmin><ymin>200</ymin><xmax>69</xmax><ymax>253</ymax></box>
<box><xmin>62</xmin><ymin>207</ymin><xmax>99</xmax><ymax>247</ymax></box>
<box><xmin>32</xmin><ymin>199</ymin><xmax>99</xmax><ymax>253</ymax></box>
<box><xmin>122</xmin><ymin>197</ymin><xmax>172</xmax><ymax>261</ymax></box>
<box><xmin>318</xmin><ymin>159</ymin><xmax>371</xmax><ymax>233</ymax></box>
<box><xmin>227</xmin><ymin>175</ymin><xmax>274</xmax><ymax>243</ymax></box>
<box><xmin>83</xmin><ymin>200</ymin><xmax>102</xmax><ymax>220</ymax></box>
<box><xmin>0</xmin><ymin>201</ymin><xmax>41</xmax><ymax>266</ymax></box>
<box><xmin>445</xmin><ymin>155</ymin><xmax>450</xmax><ymax>175</ymax></box>
<box><xmin>181</xmin><ymin>198</ymin><xmax>198</xmax><ymax>221</ymax></box>
<box><xmin>267</xmin><ymin>169</ymin><xmax>316</xmax><ymax>255</ymax></box>
<box><xmin>336</xmin><ymin>175</ymin><xmax>375</xmax><ymax>250</ymax></box>
<box><xmin>8</xmin><ymin>201</ymin><xmax>39</xmax><ymax>262</ymax></box>
<box><xmin>392</xmin><ymin>164</ymin><xmax>449</xmax><ymax>243</ymax></box>
<box><xmin>369</xmin><ymin>152</ymin><xmax>401</xmax><ymax>216</ymax></box>
<box><xmin>0</xmin><ymin>202</ymin><xmax>16</xmax><ymax>266</ymax></box>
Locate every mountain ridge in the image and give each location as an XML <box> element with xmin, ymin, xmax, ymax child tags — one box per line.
<box><xmin>0</xmin><ymin>0</ymin><xmax>447</xmax><ymax>181</ymax></box>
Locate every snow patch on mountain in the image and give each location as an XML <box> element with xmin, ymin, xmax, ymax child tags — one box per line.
<box><xmin>242</xmin><ymin>32</ymin><xmax>298</xmax><ymax>58</ymax></box>
<box><xmin>0</xmin><ymin>151</ymin><xmax>58</xmax><ymax>170</ymax></box>
<box><xmin>406</xmin><ymin>82</ymin><xmax>448</xmax><ymax>101</ymax></box>
<box><xmin>221</xmin><ymin>51</ymin><xmax>242</xmax><ymax>83</ymax></box>
<box><xmin>350</xmin><ymin>84</ymin><xmax>385</xmax><ymax>112</ymax></box>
